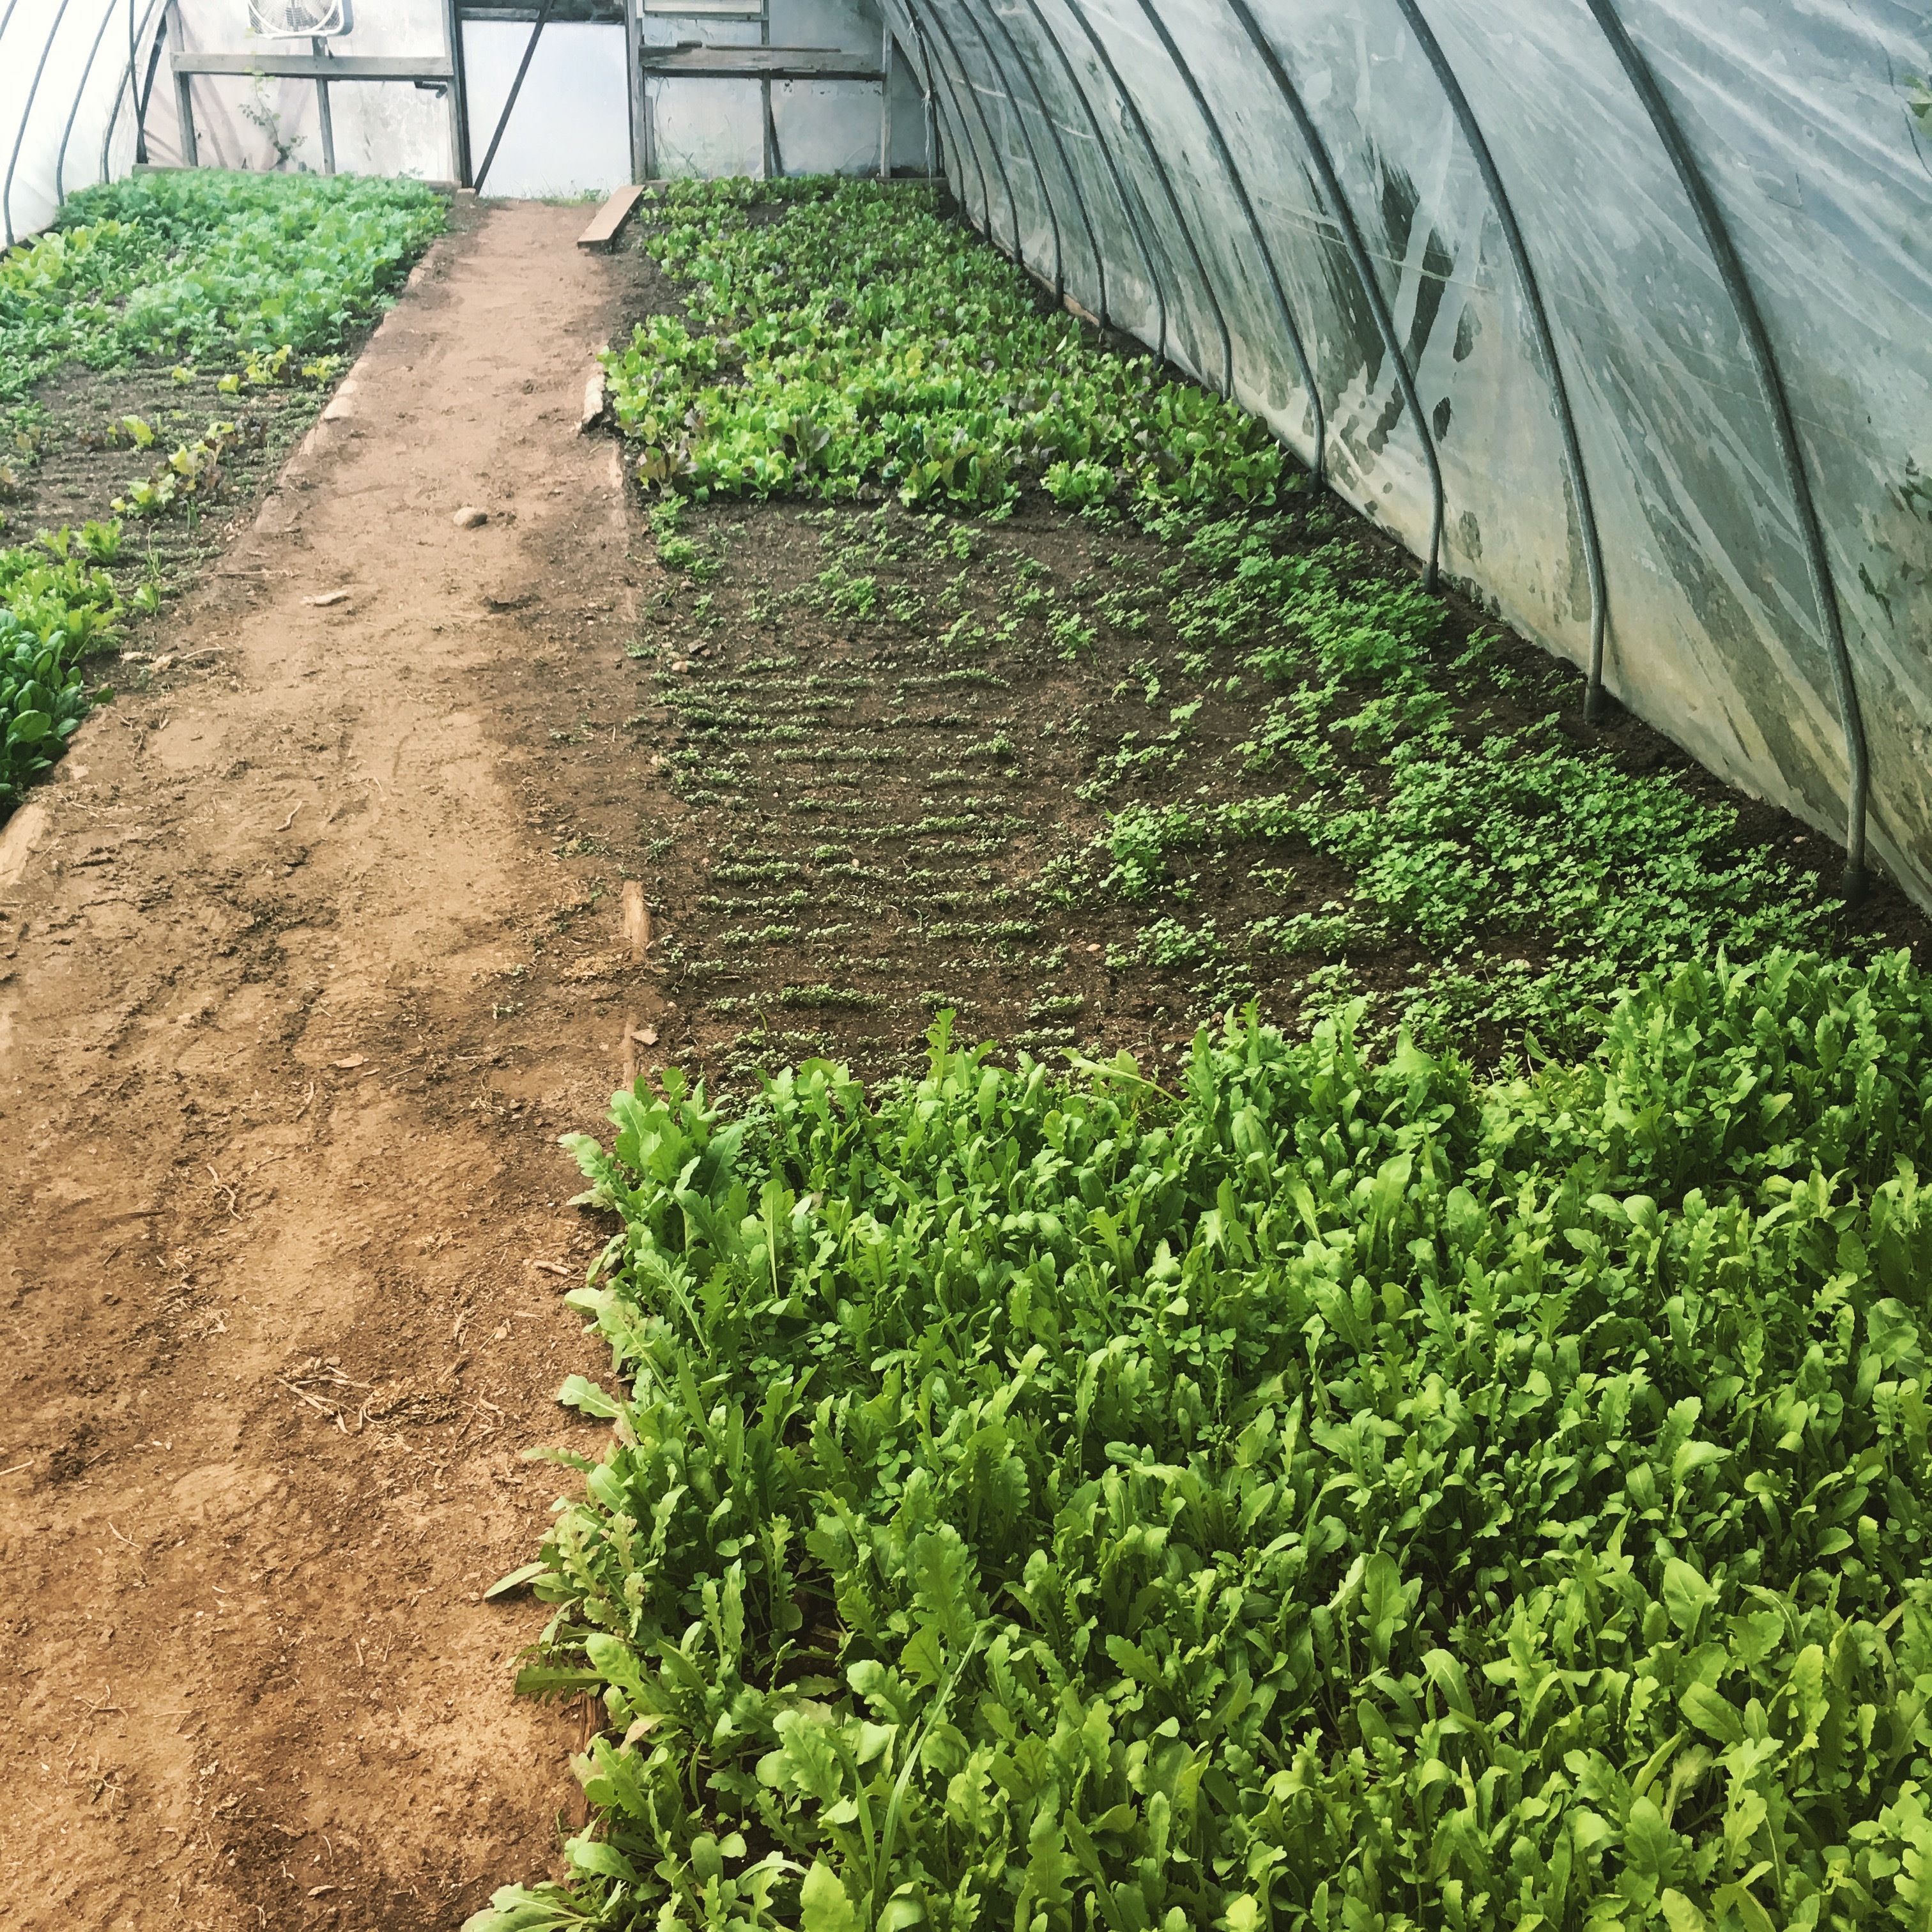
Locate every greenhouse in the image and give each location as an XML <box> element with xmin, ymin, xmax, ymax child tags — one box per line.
<box><xmin>1</xmin><ymin>2</ymin><xmax>1931</xmax><ymax>1928</ymax></box>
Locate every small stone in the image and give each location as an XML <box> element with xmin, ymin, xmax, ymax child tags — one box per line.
<box><xmin>452</xmin><ymin>505</ymin><xmax>487</xmax><ymax>529</ymax></box>
<box><xmin>670</xmin><ymin>659</ymin><xmax>690</xmax><ymax>674</ymax></box>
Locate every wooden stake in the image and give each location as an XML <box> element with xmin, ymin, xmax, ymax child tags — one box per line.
<box><xmin>620</xmin><ymin>879</ymin><xmax>652</xmax><ymax>962</ymax></box>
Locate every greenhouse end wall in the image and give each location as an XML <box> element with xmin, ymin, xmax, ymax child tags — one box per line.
<box><xmin>901</xmin><ymin>0</ymin><xmax>1932</xmax><ymax>909</ymax></box>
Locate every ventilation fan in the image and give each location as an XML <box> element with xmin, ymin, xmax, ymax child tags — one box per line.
<box><xmin>248</xmin><ymin>0</ymin><xmax>354</xmax><ymax>37</ymax></box>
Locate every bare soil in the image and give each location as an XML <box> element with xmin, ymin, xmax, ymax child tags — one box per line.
<box><xmin>0</xmin><ymin>200</ymin><xmax>683</xmax><ymax>1931</ymax></box>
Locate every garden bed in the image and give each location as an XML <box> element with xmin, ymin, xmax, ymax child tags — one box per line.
<box><xmin>564</xmin><ymin>181</ymin><xmax>1928</xmax><ymax>1093</ymax></box>
<box><xmin>467</xmin><ymin>180</ymin><xmax>1932</xmax><ymax>1932</ymax></box>
<box><xmin>1</xmin><ymin>168</ymin><xmax>450</xmax><ymax>815</ymax></box>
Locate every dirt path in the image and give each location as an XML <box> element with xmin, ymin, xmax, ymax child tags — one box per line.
<box><xmin>0</xmin><ymin>202</ymin><xmax>671</xmax><ymax>1929</ymax></box>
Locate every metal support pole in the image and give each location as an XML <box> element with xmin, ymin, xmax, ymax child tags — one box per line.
<box><xmin>311</xmin><ymin>36</ymin><xmax>337</xmax><ymax>174</ymax></box>
<box><xmin>57</xmin><ymin>0</ymin><xmax>121</xmax><ymax>203</ymax></box>
<box><xmin>473</xmin><ymin>0</ymin><xmax>551</xmax><ymax>193</ymax></box>
<box><xmin>985</xmin><ymin>0</ymin><xmax>1103</xmax><ymax>321</ymax></box>
<box><xmin>1130</xmin><ymin>0</ymin><xmax>1322</xmax><ymax>480</ymax></box>
<box><xmin>1392</xmin><ymin>0</ymin><xmax>1605</xmax><ymax>714</ymax></box>
<box><xmin>3</xmin><ymin>0</ymin><xmax>76</xmax><ymax>247</ymax></box>
<box><xmin>1062</xmin><ymin>0</ymin><xmax>1230</xmax><ymax>399</ymax></box>
<box><xmin>441</xmin><ymin>0</ymin><xmax>471</xmax><ymax>185</ymax></box>
<box><xmin>901</xmin><ymin>4</ymin><xmax>989</xmax><ymax>236</ymax></box>
<box><xmin>100</xmin><ymin>0</ymin><xmax>165</xmax><ymax>181</ymax></box>
<box><xmin>1222</xmin><ymin>0</ymin><xmax>1442</xmax><ymax>586</ymax></box>
<box><xmin>950</xmin><ymin>0</ymin><xmax>1059</xmax><ymax>297</ymax></box>
<box><xmin>129</xmin><ymin>0</ymin><xmax>147</xmax><ymax>162</ymax></box>
<box><xmin>1015</xmin><ymin>0</ymin><xmax>1163</xmax><ymax>348</ymax></box>
<box><xmin>165</xmin><ymin>0</ymin><xmax>197</xmax><ymax>167</ymax></box>
<box><xmin>879</xmin><ymin>21</ymin><xmax>893</xmax><ymax>180</ymax></box>
<box><xmin>1583</xmin><ymin>0</ymin><xmax>1869</xmax><ymax>900</ymax></box>
<box><xmin>910</xmin><ymin>0</ymin><xmax>1020</xmax><ymax>257</ymax></box>
<box><xmin>624</xmin><ymin>0</ymin><xmax>645</xmax><ymax>183</ymax></box>
<box><xmin>759</xmin><ymin>0</ymin><xmax>774</xmax><ymax>180</ymax></box>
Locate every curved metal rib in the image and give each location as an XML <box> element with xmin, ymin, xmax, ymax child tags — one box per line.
<box><xmin>983</xmin><ymin>0</ymin><xmax>1102</xmax><ymax>320</ymax></box>
<box><xmin>1392</xmin><ymin>0</ymin><xmax>1606</xmax><ymax>715</ymax></box>
<box><xmin>1013</xmin><ymin>0</ymin><xmax>1163</xmax><ymax>352</ymax></box>
<box><xmin>1583</xmin><ymin>0</ymin><xmax>1868</xmax><ymax>898</ymax></box>
<box><xmin>911</xmin><ymin>0</ymin><xmax>1021</xmax><ymax>257</ymax></box>
<box><xmin>1127</xmin><ymin>0</ymin><xmax>1323</xmax><ymax>480</ymax></box>
<box><xmin>901</xmin><ymin>3</ymin><xmax>991</xmax><ymax>239</ymax></box>
<box><xmin>1062</xmin><ymin>0</ymin><xmax>1232</xmax><ymax>399</ymax></box>
<box><xmin>1221</xmin><ymin>0</ymin><xmax>1444</xmax><ymax>587</ymax></box>
<box><xmin>4</xmin><ymin>0</ymin><xmax>79</xmax><ymax>248</ymax></box>
<box><xmin>56</xmin><ymin>0</ymin><xmax>123</xmax><ymax>206</ymax></box>
<box><xmin>102</xmin><ymin>0</ymin><xmax>169</xmax><ymax>183</ymax></box>
<box><xmin>952</xmin><ymin>0</ymin><xmax>1061</xmax><ymax>298</ymax></box>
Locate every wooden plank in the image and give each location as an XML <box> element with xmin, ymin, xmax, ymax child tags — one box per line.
<box><xmin>578</xmin><ymin>183</ymin><xmax>645</xmax><ymax>254</ymax></box>
<box><xmin>639</xmin><ymin>46</ymin><xmax>884</xmax><ymax>80</ymax></box>
<box><xmin>170</xmin><ymin>52</ymin><xmax>454</xmax><ymax>80</ymax></box>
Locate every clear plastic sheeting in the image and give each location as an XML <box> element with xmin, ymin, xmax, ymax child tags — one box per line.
<box><xmin>904</xmin><ymin>0</ymin><xmax>1932</xmax><ymax>908</ymax></box>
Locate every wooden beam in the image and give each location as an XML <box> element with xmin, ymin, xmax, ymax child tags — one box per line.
<box><xmin>639</xmin><ymin>46</ymin><xmax>884</xmax><ymax>80</ymax></box>
<box><xmin>578</xmin><ymin>183</ymin><xmax>645</xmax><ymax>254</ymax></box>
<box><xmin>169</xmin><ymin>51</ymin><xmax>454</xmax><ymax>80</ymax></box>
<box><xmin>166</xmin><ymin>1</ymin><xmax>197</xmax><ymax>167</ymax></box>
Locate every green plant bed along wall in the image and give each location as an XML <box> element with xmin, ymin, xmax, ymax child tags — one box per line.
<box><xmin>470</xmin><ymin>180</ymin><xmax>1932</xmax><ymax>1929</ymax></box>
<box><xmin>0</xmin><ymin>169</ymin><xmax>445</xmax><ymax>819</ymax></box>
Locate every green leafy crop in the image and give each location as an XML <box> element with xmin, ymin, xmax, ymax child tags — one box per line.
<box><xmin>1</xmin><ymin>168</ymin><xmax>443</xmax><ymax>402</ymax></box>
<box><xmin>475</xmin><ymin>948</ymin><xmax>1932</xmax><ymax>1932</ymax></box>
<box><xmin>1044</xmin><ymin>520</ymin><xmax>1834</xmax><ymax>1050</ymax></box>
<box><xmin>603</xmin><ymin>180</ymin><xmax>1279</xmax><ymax>512</ymax></box>
<box><xmin>0</xmin><ymin>533</ymin><xmax>120</xmax><ymax>809</ymax></box>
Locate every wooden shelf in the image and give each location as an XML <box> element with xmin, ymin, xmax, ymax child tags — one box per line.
<box><xmin>171</xmin><ymin>52</ymin><xmax>453</xmax><ymax>81</ymax></box>
<box><xmin>639</xmin><ymin>46</ymin><xmax>882</xmax><ymax>80</ymax></box>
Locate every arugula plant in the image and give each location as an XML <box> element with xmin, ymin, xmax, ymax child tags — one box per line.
<box><xmin>476</xmin><ymin>947</ymin><xmax>1932</xmax><ymax>1932</ymax></box>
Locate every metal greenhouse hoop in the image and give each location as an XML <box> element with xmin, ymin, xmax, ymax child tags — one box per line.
<box><xmin>982</xmin><ymin>0</ymin><xmax>1103</xmax><ymax>321</ymax></box>
<box><xmin>1061</xmin><ymin>0</ymin><xmax>1232</xmax><ymax>399</ymax></box>
<box><xmin>1221</xmin><ymin>0</ymin><xmax>1444</xmax><ymax>588</ymax></box>
<box><xmin>950</xmin><ymin>0</ymin><xmax>1061</xmax><ymax>300</ymax></box>
<box><xmin>1583</xmin><ymin>0</ymin><xmax>1869</xmax><ymax>901</ymax></box>
<box><xmin>903</xmin><ymin>2</ymin><xmax>992</xmax><ymax>239</ymax></box>
<box><xmin>56</xmin><ymin>0</ymin><xmax>120</xmax><ymax>203</ymax></box>
<box><xmin>4</xmin><ymin>0</ymin><xmax>79</xmax><ymax>247</ymax></box>
<box><xmin>1012</xmin><ymin>0</ymin><xmax>1165</xmax><ymax>354</ymax></box>
<box><xmin>910</xmin><ymin>0</ymin><xmax>1022</xmax><ymax>258</ymax></box>
<box><xmin>1393</xmin><ymin>0</ymin><xmax>1608</xmax><ymax>721</ymax></box>
<box><xmin>1126</xmin><ymin>0</ymin><xmax>1324</xmax><ymax>482</ymax></box>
